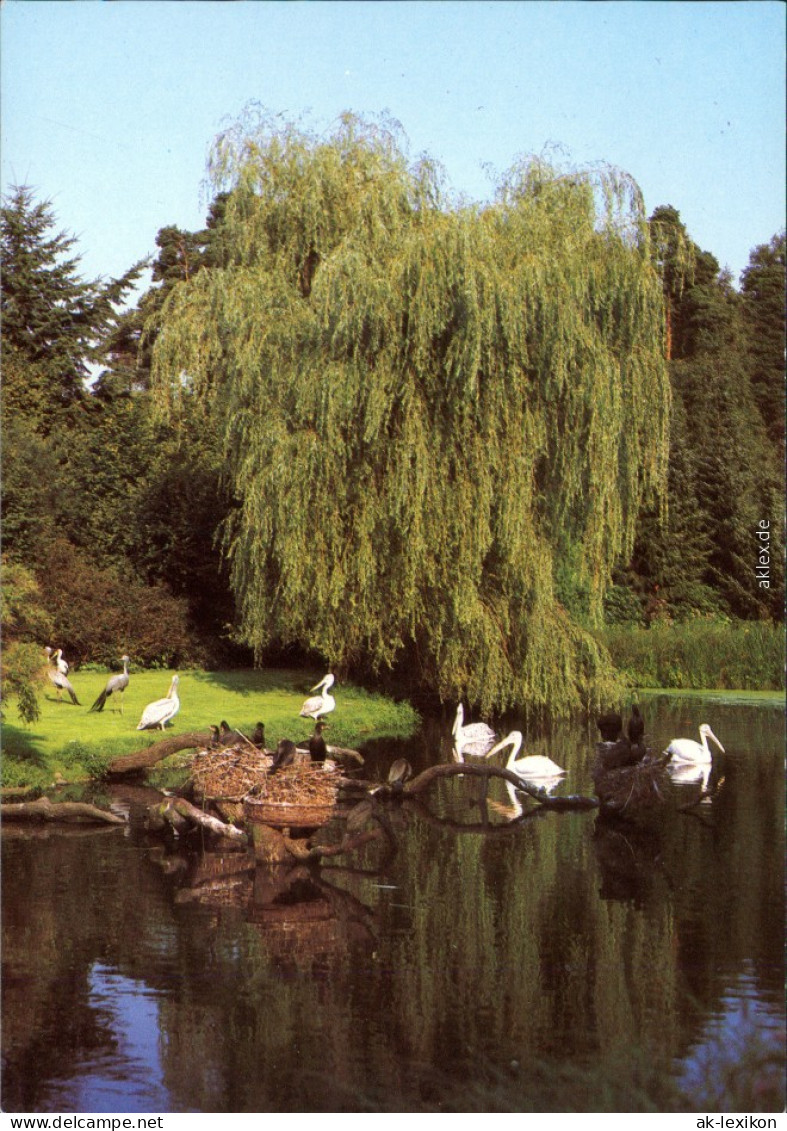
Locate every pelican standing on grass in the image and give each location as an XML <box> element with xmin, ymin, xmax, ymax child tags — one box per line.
<box><xmin>52</xmin><ymin>649</ymin><xmax>70</xmax><ymax>676</ymax></box>
<box><xmin>89</xmin><ymin>655</ymin><xmax>130</xmax><ymax>714</ymax></box>
<box><xmin>44</xmin><ymin>647</ymin><xmax>80</xmax><ymax>705</ymax></box>
<box><xmin>484</xmin><ymin>730</ymin><xmax>566</xmax><ymax>783</ymax></box>
<box><xmin>452</xmin><ymin>703</ymin><xmax>497</xmax><ymax>761</ymax></box>
<box><xmin>136</xmin><ymin>675</ymin><xmax>180</xmax><ymax>731</ymax></box>
<box><xmin>299</xmin><ymin>673</ymin><xmax>336</xmax><ymax>721</ymax></box>
<box><xmin>666</xmin><ymin>723</ymin><xmax>724</xmax><ymax>764</ymax></box>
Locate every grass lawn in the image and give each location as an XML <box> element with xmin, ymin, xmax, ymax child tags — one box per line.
<box><xmin>1</xmin><ymin>667</ymin><xmax>420</xmax><ymax>789</ymax></box>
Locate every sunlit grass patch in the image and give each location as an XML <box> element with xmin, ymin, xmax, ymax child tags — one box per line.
<box><xmin>1</xmin><ymin>667</ymin><xmax>419</xmax><ymax>788</ymax></box>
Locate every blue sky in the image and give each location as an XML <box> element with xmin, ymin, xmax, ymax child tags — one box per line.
<box><xmin>2</xmin><ymin>0</ymin><xmax>784</xmax><ymax>291</ymax></box>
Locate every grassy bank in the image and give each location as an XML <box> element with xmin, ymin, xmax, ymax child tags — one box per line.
<box><xmin>598</xmin><ymin>620</ymin><xmax>785</xmax><ymax>692</ymax></box>
<box><xmin>1</xmin><ymin>667</ymin><xmax>420</xmax><ymax>789</ymax></box>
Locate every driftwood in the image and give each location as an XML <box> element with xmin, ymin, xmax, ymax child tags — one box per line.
<box><xmin>106</xmin><ymin>731</ymin><xmax>212</xmax><ymax>776</ymax></box>
<box><xmin>401</xmin><ymin>761</ymin><xmax>599</xmax><ymax>809</ymax></box>
<box><xmin>0</xmin><ymin>796</ymin><xmax>126</xmax><ymax>825</ymax></box>
<box><xmin>146</xmin><ymin>796</ymin><xmax>248</xmax><ymax>844</ymax></box>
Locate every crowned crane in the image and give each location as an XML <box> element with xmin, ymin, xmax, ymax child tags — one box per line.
<box><xmin>299</xmin><ymin>673</ymin><xmax>336</xmax><ymax>720</ymax></box>
<box><xmin>308</xmin><ymin>720</ymin><xmax>329</xmax><ymax>762</ymax></box>
<box><xmin>136</xmin><ymin>675</ymin><xmax>180</xmax><ymax>731</ymax></box>
<box><xmin>666</xmin><ymin>723</ymin><xmax>724</xmax><ymax>764</ymax></box>
<box><xmin>484</xmin><ymin>730</ymin><xmax>566</xmax><ymax>783</ymax></box>
<box><xmin>44</xmin><ymin>647</ymin><xmax>80</xmax><ymax>705</ymax></box>
<box><xmin>452</xmin><ymin>703</ymin><xmax>497</xmax><ymax>762</ymax></box>
<box><xmin>89</xmin><ymin>655</ymin><xmax>130</xmax><ymax>714</ymax></box>
<box><xmin>269</xmin><ymin>738</ymin><xmax>297</xmax><ymax>773</ymax></box>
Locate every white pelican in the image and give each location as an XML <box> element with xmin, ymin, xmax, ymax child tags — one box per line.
<box><xmin>665</xmin><ymin>724</ymin><xmax>724</xmax><ymax>764</ymax></box>
<box><xmin>299</xmin><ymin>673</ymin><xmax>336</xmax><ymax>720</ymax></box>
<box><xmin>136</xmin><ymin>675</ymin><xmax>180</xmax><ymax>731</ymax></box>
<box><xmin>452</xmin><ymin>703</ymin><xmax>497</xmax><ymax>762</ymax></box>
<box><xmin>89</xmin><ymin>655</ymin><xmax>130</xmax><ymax>714</ymax></box>
<box><xmin>484</xmin><ymin>730</ymin><xmax>566</xmax><ymax>782</ymax></box>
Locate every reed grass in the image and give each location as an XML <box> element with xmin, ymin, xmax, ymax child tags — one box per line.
<box><xmin>598</xmin><ymin>619</ymin><xmax>785</xmax><ymax>691</ymax></box>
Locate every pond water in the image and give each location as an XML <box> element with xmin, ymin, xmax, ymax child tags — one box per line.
<box><xmin>2</xmin><ymin>695</ymin><xmax>784</xmax><ymax>1113</ymax></box>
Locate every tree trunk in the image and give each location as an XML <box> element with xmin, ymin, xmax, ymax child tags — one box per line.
<box><xmin>106</xmin><ymin>731</ymin><xmax>212</xmax><ymax>776</ymax></box>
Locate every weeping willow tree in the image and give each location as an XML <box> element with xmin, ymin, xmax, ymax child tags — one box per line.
<box><xmin>152</xmin><ymin>109</ymin><xmax>669</xmax><ymax>715</ymax></box>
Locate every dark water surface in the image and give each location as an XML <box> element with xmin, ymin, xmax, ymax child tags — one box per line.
<box><xmin>2</xmin><ymin>696</ymin><xmax>784</xmax><ymax>1113</ymax></box>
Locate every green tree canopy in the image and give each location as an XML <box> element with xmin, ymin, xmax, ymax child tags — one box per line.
<box><xmin>151</xmin><ymin>111</ymin><xmax>670</xmax><ymax>714</ymax></box>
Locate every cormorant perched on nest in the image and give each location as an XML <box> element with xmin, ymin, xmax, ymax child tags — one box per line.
<box><xmin>251</xmin><ymin>721</ymin><xmax>266</xmax><ymax>749</ymax></box>
<box><xmin>595</xmin><ymin>737</ymin><xmax>645</xmax><ymax>771</ymax></box>
<box><xmin>627</xmin><ymin>705</ymin><xmax>645</xmax><ymax>745</ymax></box>
<box><xmin>308</xmin><ymin>720</ymin><xmax>329</xmax><ymax>762</ymax></box>
<box><xmin>269</xmin><ymin>738</ymin><xmax>297</xmax><ymax>773</ymax></box>
<box><xmin>208</xmin><ymin>724</ymin><xmax>221</xmax><ymax>749</ymax></box>
<box><xmin>597</xmin><ymin>710</ymin><xmax>623</xmax><ymax>743</ymax></box>
<box><xmin>219</xmin><ymin>720</ymin><xmax>245</xmax><ymax>746</ymax></box>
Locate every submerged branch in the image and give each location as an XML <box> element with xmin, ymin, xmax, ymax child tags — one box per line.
<box><xmin>0</xmin><ymin>797</ymin><xmax>126</xmax><ymax>825</ymax></box>
<box><xmin>402</xmin><ymin>761</ymin><xmax>598</xmax><ymax>809</ymax></box>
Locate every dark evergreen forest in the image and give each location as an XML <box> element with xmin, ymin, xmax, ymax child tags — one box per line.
<box><xmin>2</xmin><ymin>116</ymin><xmax>784</xmax><ymax>716</ymax></box>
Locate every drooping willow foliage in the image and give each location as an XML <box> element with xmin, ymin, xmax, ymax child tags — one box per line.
<box><xmin>152</xmin><ymin>109</ymin><xmax>670</xmax><ymax>715</ymax></box>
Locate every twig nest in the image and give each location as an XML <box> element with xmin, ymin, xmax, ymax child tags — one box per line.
<box><xmin>192</xmin><ymin>744</ymin><xmax>273</xmax><ymax>803</ymax></box>
<box><xmin>592</xmin><ymin>753</ymin><xmax>671</xmax><ymax>814</ymax></box>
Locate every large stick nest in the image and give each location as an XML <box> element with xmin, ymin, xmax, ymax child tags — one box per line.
<box><xmin>191</xmin><ymin>744</ymin><xmax>274</xmax><ymax>802</ymax></box>
<box><xmin>191</xmin><ymin>744</ymin><xmax>342</xmax><ymax>807</ymax></box>
<box><xmin>592</xmin><ymin>753</ymin><xmax>671</xmax><ymax>813</ymax></box>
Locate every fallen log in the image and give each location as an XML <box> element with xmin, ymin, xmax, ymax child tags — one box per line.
<box><xmin>0</xmin><ymin>796</ymin><xmax>126</xmax><ymax>825</ymax></box>
<box><xmin>106</xmin><ymin>731</ymin><xmax>212</xmax><ymax>776</ymax></box>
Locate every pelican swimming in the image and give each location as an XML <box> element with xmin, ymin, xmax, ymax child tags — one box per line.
<box><xmin>299</xmin><ymin>673</ymin><xmax>336</xmax><ymax>720</ymax></box>
<box><xmin>452</xmin><ymin>703</ymin><xmax>497</xmax><ymax>762</ymax></box>
<box><xmin>136</xmin><ymin>675</ymin><xmax>180</xmax><ymax>731</ymax></box>
<box><xmin>484</xmin><ymin>730</ymin><xmax>566</xmax><ymax>782</ymax></box>
<box><xmin>666</xmin><ymin>724</ymin><xmax>724</xmax><ymax>764</ymax></box>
